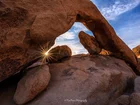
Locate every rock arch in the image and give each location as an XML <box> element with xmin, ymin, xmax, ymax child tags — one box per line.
<box><xmin>75</xmin><ymin>2</ymin><xmax>138</xmax><ymax>68</ymax></box>
<box><xmin>0</xmin><ymin>0</ymin><xmax>139</xmax><ymax>82</ymax></box>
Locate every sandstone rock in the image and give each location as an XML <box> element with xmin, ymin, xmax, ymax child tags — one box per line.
<box><xmin>130</xmin><ymin>93</ymin><xmax>140</xmax><ymax>105</ymax></box>
<box><xmin>46</xmin><ymin>45</ymin><xmax>72</xmax><ymax>63</ymax></box>
<box><xmin>110</xmin><ymin>95</ymin><xmax>130</xmax><ymax>105</ymax></box>
<box><xmin>76</xmin><ymin>2</ymin><xmax>138</xmax><ymax>72</ymax></box>
<box><xmin>133</xmin><ymin>45</ymin><xmax>140</xmax><ymax>73</ymax></box>
<box><xmin>134</xmin><ymin>77</ymin><xmax>140</xmax><ymax>93</ymax></box>
<box><xmin>0</xmin><ymin>55</ymin><xmax>136</xmax><ymax>105</ymax></box>
<box><xmin>0</xmin><ymin>0</ymin><xmax>139</xmax><ymax>82</ymax></box>
<box><xmin>137</xmin><ymin>62</ymin><xmax>140</xmax><ymax>74</ymax></box>
<box><xmin>14</xmin><ymin>65</ymin><xmax>51</xmax><ymax>105</ymax></box>
<box><xmin>133</xmin><ymin>45</ymin><xmax>140</xmax><ymax>58</ymax></box>
<box><xmin>26</xmin><ymin>55</ymin><xmax>136</xmax><ymax>105</ymax></box>
<box><xmin>78</xmin><ymin>31</ymin><xmax>101</xmax><ymax>55</ymax></box>
<box><xmin>100</xmin><ymin>49</ymin><xmax>112</xmax><ymax>55</ymax></box>
<box><xmin>0</xmin><ymin>0</ymin><xmax>76</xmax><ymax>82</ymax></box>
<box><xmin>27</xmin><ymin>61</ymin><xmax>47</xmax><ymax>69</ymax></box>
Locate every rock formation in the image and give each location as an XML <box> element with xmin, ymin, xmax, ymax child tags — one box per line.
<box><xmin>110</xmin><ymin>76</ymin><xmax>140</xmax><ymax>105</ymax></box>
<box><xmin>0</xmin><ymin>0</ymin><xmax>139</xmax><ymax>82</ymax></box>
<box><xmin>78</xmin><ymin>31</ymin><xmax>101</xmax><ymax>54</ymax></box>
<box><xmin>133</xmin><ymin>45</ymin><xmax>140</xmax><ymax>74</ymax></box>
<box><xmin>46</xmin><ymin>45</ymin><xmax>72</xmax><ymax>63</ymax></box>
<box><xmin>133</xmin><ymin>45</ymin><xmax>140</xmax><ymax>58</ymax></box>
<box><xmin>14</xmin><ymin>65</ymin><xmax>51</xmax><ymax>105</ymax></box>
<box><xmin>0</xmin><ymin>55</ymin><xmax>136</xmax><ymax>105</ymax></box>
<box><xmin>78</xmin><ymin>32</ymin><xmax>138</xmax><ymax>71</ymax></box>
<box><xmin>100</xmin><ymin>49</ymin><xmax>112</xmax><ymax>55</ymax></box>
<box><xmin>137</xmin><ymin>63</ymin><xmax>140</xmax><ymax>73</ymax></box>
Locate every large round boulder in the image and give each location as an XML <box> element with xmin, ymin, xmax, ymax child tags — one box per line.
<box><xmin>14</xmin><ymin>65</ymin><xmax>51</xmax><ymax>105</ymax></box>
<box><xmin>46</xmin><ymin>45</ymin><xmax>72</xmax><ymax>63</ymax></box>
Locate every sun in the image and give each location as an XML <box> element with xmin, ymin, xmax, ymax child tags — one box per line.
<box><xmin>38</xmin><ymin>42</ymin><xmax>56</xmax><ymax>62</ymax></box>
<box><xmin>44</xmin><ymin>51</ymin><xmax>49</xmax><ymax>56</ymax></box>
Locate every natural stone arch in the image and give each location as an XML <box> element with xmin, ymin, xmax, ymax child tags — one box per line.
<box><xmin>0</xmin><ymin>0</ymin><xmax>139</xmax><ymax>82</ymax></box>
<box><xmin>30</xmin><ymin>0</ymin><xmax>138</xmax><ymax>70</ymax></box>
<box><xmin>74</xmin><ymin>2</ymin><xmax>138</xmax><ymax>72</ymax></box>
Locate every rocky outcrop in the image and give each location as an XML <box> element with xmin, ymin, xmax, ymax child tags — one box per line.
<box><xmin>132</xmin><ymin>77</ymin><xmax>140</xmax><ymax>105</ymax></box>
<box><xmin>134</xmin><ymin>77</ymin><xmax>140</xmax><ymax>93</ymax></box>
<box><xmin>109</xmin><ymin>95</ymin><xmax>130</xmax><ymax>105</ymax></box>
<box><xmin>46</xmin><ymin>45</ymin><xmax>72</xmax><ymax>63</ymax></box>
<box><xmin>137</xmin><ymin>62</ymin><xmax>140</xmax><ymax>73</ymax></box>
<box><xmin>133</xmin><ymin>45</ymin><xmax>140</xmax><ymax>58</ymax></box>
<box><xmin>0</xmin><ymin>55</ymin><xmax>136</xmax><ymax>105</ymax></box>
<box><xmin>110</xmin><ymin>76</ymin><xmax>140</xmax><ymax>105</ymax></box>
<box><xmin>0</xmin><ymin>0</ymin><xmax>139</xmax><ymax>82</ymax></box>
<box><xmin>111</xmin><ymin>92</ymin><xmax>140</xmax><ymax>105</ymax></box>
<box><xmin>130</xmin><ymin>93</ymin><xmax>140</xmax><ymax>105</ymax></box>
<box><xmin>14</xmin><ymin>65</ymin><xmax>51</xmax><ymax>105</ymax></box>
<box><xmin>75</xmin><ymin>2</ymin><xmax>138</xmax><ymax>71</ymax></box>
<box><xmin>100</xmin><ymin>49</ymin><xmax>112</xmax><ymax>55</ymax></box>
<box><xmin>78</xmin><ymin>31</ymin><xmax>101</xmax><ymax>54</ymax></box>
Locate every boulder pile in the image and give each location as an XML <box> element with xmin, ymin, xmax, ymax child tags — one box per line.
<box><xmin>0</xmin><ymin>0</ymin><xmax>140</xmax><ymax>105</ymax></box>
<box><xmin>110</xmin><ymin>76</ymin><xmax>140</xmax><ymax>105</ymax></box>
<box><xmin>0</xmin><ymin>55</ymin><xmax>137</xmax><ymax>105</ymax></box>
<box><xmin>0</xmin><ymin>0</ymin><xmax>139</xmax><ymax>83</ymax></box>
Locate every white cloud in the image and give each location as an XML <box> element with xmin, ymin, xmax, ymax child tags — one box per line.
<box><xmin>54</xmin><ymin>0</ymin><xmax>140</xmax><ymax>54</ymax></box>
<box><xmin>57</xmin><ymin>32</ymin><xmax>75</xmax><ymax>41</ymax></box>
<box><xmin>73</xmin><ymin>22</ymin><xmax>89</xmax><ymax>33</ymax></box>
<box><xmin>54</xmin><ymin>40</ymin><xmax>88</xmax><ymax>55</ymax></box>
<box><xmin>55</xmin><ymin>22</ymin><xmax>90</xmax><ymax>55</ymax></box>
<box><xmin>56</xmin><ymin>23</ymin><xmax>89</xmax><ymax>41</ymax></box>
<box><xmin>100</xmin><ymin>0</ymin><xmax>140</xmax><ymax>20</ymax></box>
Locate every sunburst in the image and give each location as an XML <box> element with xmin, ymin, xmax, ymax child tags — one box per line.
<box><xmin>40</xmin><ymin>45</ymin><xmax>57</xmax><ymax>63</ymax></box>
<box><xmin>30</xmin><ymin>41</ymin><xmax>58</xmax><ymax>64</ymax></box>
<box><xmin>30</xmin><ymin>42</ymin><xmax>54</xmax><ymax>64</ymax></box>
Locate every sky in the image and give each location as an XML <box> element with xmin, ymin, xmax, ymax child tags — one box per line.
<box><xmin>55</xmin><ymin>0</ymin><xmax>140</xmax><ymax>55</ymax></box>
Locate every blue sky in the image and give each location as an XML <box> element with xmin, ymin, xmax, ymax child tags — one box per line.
<box><xmin>55</xmin><ymin>0</ymin><xmax>140</xmax><ymax>55</ymax></box>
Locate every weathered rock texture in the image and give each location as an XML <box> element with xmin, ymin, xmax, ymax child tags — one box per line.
<box><xmin>109</xmin><ymin>95</ymin><xmax>130</xmax><ymax>105</ymax></box>
<box><xmin>0</xmin><ymin>55</ymin><xmax>136</xmax><ymax>105</ymax></box>
<box><xmin>100</xmin><ymin>49</ymin><xmax>112</xmax><ymax>55</ymax></box>
<box><xmin>112</xmin><ymin>93</ymin><xmax>140</xmax><ymax>105</ymax></box>
<box><xmin>47</xmin><ymin>45</ymin><xmax>72</xmax><ymax>63</ymax></box>
<box><xmin>78</xmin><ymin>31</ymin><xmax>101</xmax><ymax>54</ymax></box>
<box><xmin>130</xmin><ymin>93</ymin><xmax>140</xmax><ymax>105</ymax></box>
<box><xmin>109</xmin><ymin>76</ymin><xmax>140</xmax><ymax>105</ymax></box>
<box><xmin>134</xmin><ymin>77</ymin><xmax>140</xmax><ymax>93</ymax></box>
<box><xmin>133</xmin><ymin>45</ymin><xmax>140</xmax><ymax>58</ymax></box>
<box><xmin>0</xmin><ymin>0</ymin><xmax>138</xmax><ymax>82</ymax></box>
<box><xmin>14</xmin><ymin>65</ymin><xmax>51</xmax><ymax>105</ymax></box>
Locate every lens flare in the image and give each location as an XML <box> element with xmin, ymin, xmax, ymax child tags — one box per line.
<box><xmin>31</xmin><ymin>41</ymin><xmax>57</xmax><ymax>63</ymax></box>
<box><xmin>44</xmin><ymin>51</ymin><xmax>49</xmax><ymax>56</ymax></box>
<box><xmin>41</xmin><ymin>45</ymin><xmax>56</xmax><ymax>62</ymax></box>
